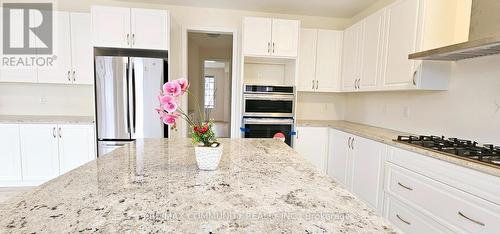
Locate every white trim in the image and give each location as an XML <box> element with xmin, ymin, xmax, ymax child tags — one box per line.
<box><xmin>181</xmin><ymin>25</ymin><xmax>241</xmax><ymax>138</ymax></box>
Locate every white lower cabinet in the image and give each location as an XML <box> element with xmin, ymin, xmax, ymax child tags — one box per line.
<box><xmin>294</xmin><ymin>127</ymin><xmax>329</xmax><ymax>173</ymax></box>
<box><xmin>0</xmin><ymin>123</ymin><xmax>96</xmax><ymax>186</ymax></box>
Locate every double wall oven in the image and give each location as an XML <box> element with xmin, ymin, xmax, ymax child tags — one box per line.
<box><xmin>241</xmin><ymin>84</ymin><xmax>295</xmax><ymax>146</ymax></box>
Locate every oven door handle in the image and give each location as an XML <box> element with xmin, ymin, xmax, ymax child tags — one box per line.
<box><xmin>243</xmin><ymin>94</ymin><xmax>295</xmax><ymax>101</ymax></box>
<box><xmin>243</xmin><ymin>118</ymin><xmax>295</xmax><ymax>125</ymax></box>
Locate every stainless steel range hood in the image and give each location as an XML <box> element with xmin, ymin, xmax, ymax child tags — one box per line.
<box><xmin>410</xmin><ymin>0</ymin><xmax>500</xmax><ymax>61</ymax></box>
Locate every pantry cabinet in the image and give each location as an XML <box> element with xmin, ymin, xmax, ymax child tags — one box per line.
<box><xmin>0</xmin><ymin>123</ymin><xmax>96</xmax><ymax>186</ymax></box>
<box><xmin>294</xmin><ymin>127</ymin><xmax>329</xmax><ymax>173</ymax></box>
<box><xmin>298</xmin><ymin>29</ymin><xmax>343</xmax><ymax>92</ymax></box>
<box><xmin>92</xmin><ymin>6</ymin><xmax>170</xmax><ymax>50</ymax></box>
<box><xmin>243</xmin><ymin>17</ymin><xmax>299</xmax><ymax>58</ymax></box>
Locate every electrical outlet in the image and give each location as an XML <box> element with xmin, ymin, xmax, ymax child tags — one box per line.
<box><xmin>40</xmin><ymin>96</ymin><xmax>47</xmax><ymax>104</ymax></box>
<box><xmin>403</xmin><ymin>106</ymin><xmax>410</xmax><ymax>118</ymax></box>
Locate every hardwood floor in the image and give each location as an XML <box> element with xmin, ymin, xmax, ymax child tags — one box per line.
<box><xmin>0</xmin><ymin>187</ymin><xmax>34</xmax><ymax>204</ymax></box>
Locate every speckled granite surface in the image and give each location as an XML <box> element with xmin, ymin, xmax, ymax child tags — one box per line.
<box><xmin>0</xmin><ymin>115</ymin><xmax>94</xmax><ymax>124</ymax></box>
<box><xmin>0</xmin><ymin>139</ymin><xmax>398</xmax><ymax>233</ymax></box>
<box><xmin>297</xmin><ymin>120</ymin><xmax>500</xmax><ymax>177</ymax></box>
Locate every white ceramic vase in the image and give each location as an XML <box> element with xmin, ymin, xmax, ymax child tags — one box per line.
<box><xmin>194</xmin><ymin>145</ymin><xmax>223</xmax><ymax>170</ymax></box>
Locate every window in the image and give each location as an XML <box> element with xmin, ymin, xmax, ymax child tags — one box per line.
<box><xmin>204</xmin><ymin>76</ymin><xmax>215</xmax><ymax>108</ymax></box>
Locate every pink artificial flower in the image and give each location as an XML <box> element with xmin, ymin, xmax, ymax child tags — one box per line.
<box><xmin>162</xmin><ymin>113</ymin><xmax>178</xmax><ymax>126</ymax></box>
<box><xmin>175</xmin><ymin>78</ymin><xmax>189</xmax><ymax>93</ymax></box>
<box><xmin>163</xmin><ymin>81</ymin><xmax>182</xmax><ymax>97</ymax></box>
<box><xmin>159</xmin><ymin>95</ymin><xmax>178</xmax><ymax>112</ymax></box>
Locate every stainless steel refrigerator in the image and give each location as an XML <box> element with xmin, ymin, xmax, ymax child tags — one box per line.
<box><xmin>94</xmin><ymin>48</ymin><xmax>168</xmax><ymax>156</ymax></box>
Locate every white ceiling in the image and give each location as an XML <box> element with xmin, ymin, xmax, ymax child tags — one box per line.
<box><xmin>120</xmin><ymin>0</ymin><xmax>379</xmax><ymax>18</ymax></box>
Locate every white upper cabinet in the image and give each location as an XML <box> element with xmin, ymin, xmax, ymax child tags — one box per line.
<box><xmin>294</xmin><ymin>127</ymin><xmax>329</xmax><ymax>174</ymax></box>
<box><xmin>0</xmin><ymin>124</ymin><xmax>22</xmax><ymax>181</ymax></box>
<box><xmin>130</xmin><ymin>8</ymin><xmax>169</xmax><ymax>50</ymax></box>
<box><xmin>92</xmin><ymin>6</ymin><xmax>170</xmax><ymax>50</ymax></box>
<box><xmin>58</xmin><ymin>125</ymin><xmax>96</xmax><ymax>174</ymax></box>
<box><xmin>297</xmin><ymin>28</ymin><xmax>318</xmax><ymax>91</ymax></box>
<box><xmin>243</xmin><ymin>17</ymin><xmax>273</xmax><ymax>56</ymax></box>
<box><xmin>91</xmin><ymin>6</ymin><xmax>131</xmax><ymax>48</ymax></box>
<box><xmin>243</xmin><ymin>17</ymin><xmax>299</xmax><ymax>58</ymax></box>
<box><xmin>70</xmin><ymin>12</ymin><xmax>93</xmax><ymax>85</ymax></box>
<box><xmin>315</xmin><ymin>29</ymin><xmax>343</xmax><ymax>92</ymax></box>
<box><xmin>298</xmin><ymin>29</ymin><xmax>343</xmax><ymax>92</ymax></box>
<box><xmin>271</xmin><ymin>19</ymin><xmax>300</xmax><ymax>57</ymax></box>
<box><xmin>341</xmin><ymin>22</ymin><xmax>362</xmax><ymax>91</ymax></box>
<box><xmin>38</xmin><ymin>11</ymin><xmax>73</xmax><ymax>84</ymax></box>
<box><xmin>359</xmin><ymin>9</ymin><xmax>386</xmax><ymax>91</ymax></box>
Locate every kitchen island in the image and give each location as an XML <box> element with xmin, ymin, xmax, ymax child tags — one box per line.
<box><xmin>0</xmin><ymin>139</ymin><xmax>397</xmax><ymax>233</ymax></box>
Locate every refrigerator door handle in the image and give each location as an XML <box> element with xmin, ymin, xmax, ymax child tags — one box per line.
<box><xmin>125</xmin><ymin>60</ymin><xmax>132</xmax><ymax>137</ymax></box>
<box><xmin>130</xmin><ymin>61</ymin><xmax>137</xmax><ymax>136</ymax></box>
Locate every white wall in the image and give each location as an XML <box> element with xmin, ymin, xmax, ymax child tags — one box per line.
<box><xmin>0</xmin><ymin>83</ymin><xmax>94</xmax><ymax>116</ymax></box>
<box><xmin>296</xmin><ymin>92</ymin><xmax>346</xmax><ymax>120</ymax></box>
<box><xmin>205</xmin><ymin>67</ymin><xmax>230</xmax><ymax>122</ymax></box>
<box><xmin>345</xmin><ymin>54</ymin><xmax>500</xmax><ymax>144</ymax></box>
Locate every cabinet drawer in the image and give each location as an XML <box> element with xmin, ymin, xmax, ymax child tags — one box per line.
<box><xmin>387</xmin><ymin>196</ymin><xmax>450</xmax><ymax>234</ymax></box>
<box><xmin>386</xmin><ymin>163</ymin><xmax>500</xmax><ymax>233</ymax></box>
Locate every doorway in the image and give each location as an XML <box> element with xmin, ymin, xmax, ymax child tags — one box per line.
<box><xmin>187</xmin><ymin>32</ymin><xmax>233</xmax><ymax>138</ymax></box>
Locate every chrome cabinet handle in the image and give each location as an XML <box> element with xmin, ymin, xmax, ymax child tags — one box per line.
<box><xmin>312</xmin><ymin>80</ymin><xmax>315</xmax><ymax>90</ymax></box>
<box><xmin>397</xmin><ymin>182</ymin><xmax>413</xmax><ymax>191</ymax></box>
<box><xmin>52</xmin><ymin>127</ymin><xmax>56</xmax><ymax>138</ymax></box>
<box><xmin>272</xmin><ymin>42</ymin><xmax>275</xmax><ymax>53</ymax></box>
<box><xmin>132</xmin><ymin>34</ymin><xmax>135</xmax><ymax>46</ymax></box>
<box><xmin>396</xmin><ymin>214</ymin><xmax>411</xmax><ymax>225</ymax></box>
<box><xmin>315</xmin><ymin>80</ymin><xmax>319</xmax><ymax>90</ymax></box>
<box><xmin>67</xmin><ymin>71</ymin><xmax>71</xmax><ymax>81</ymax></box>
<box><xmin>72</xmin><ymin>70</ymin><xmax>76</xmax><ymax>82</ymax></box>
<box><xmin>458</xmin><ymin>211</ymin><xmax>485</xmax><ymax>226</ymax></box>
<box><xmin>348</xmin><ymin>137</ymin><xmax>351</xmax><ymax>148</ymax></box>
<box><xmin>268</xmin><ymin>42</ymin><xmax>271</xmax><ymax>53</ymax></box>
<box><xmin>58</xmin><ymin>127</ymin><xmax>62</xmax><ymax>138</ymax></box>
<box><xmin>412</xmin><ymin>70</ymin><xmax>417</xmax><ymax>86</ymax></box>
<box><xmin>126</xmin><ymin>34</ymin><xmax>130</xmax><ymax>45</ymax></box>
<box><xmin>351</xmin><ymin>138</ymin><xmax>354</xmax><ymax>149</ymax></box>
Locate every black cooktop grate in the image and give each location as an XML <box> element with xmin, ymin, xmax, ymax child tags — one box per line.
<box><xmin>395</xmin><ymin>135</ymin><xmax>500</xmax><ymax>168</ymax></box>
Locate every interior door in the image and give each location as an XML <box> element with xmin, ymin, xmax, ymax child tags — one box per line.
<box><xmin>243</xmin><ymin>17</ymin><xmax>272</xmax><ymax>56</ymax></box>
<box><xmin>91</xmin><ymin>6</ymin><xmax>131</xmax><ymax>48</ymax></box>
<box><xmin>295</xmin><ymin>127</ymin><xmax>328</xmax><ymax>173</ymax></box>
<box><xmin>359</xmin><ymin>9</ymin><xmax>385</xmax><ymax>91</ymax></box>
<box><xmin>58</xmin><ymin>124</ymin><xmax>96</xmax><ymax>174</ymax></box>
<box><xmin>297</xmin><ymin>28</ymin><xmax>317</xmax><ymax>92</ymax></box>
<box><xmin>0</xmin><ymin>124</ymin><xmax>22</xmax><ymax>181</ymax></box>
<box><xmin>341</xmin><ymin>23</ymin><xmax>361</xmax><ymax>91</ymax></box>
<box><xmin>130</xmin><ymin>8</ymin><xmax>168</xmax><ymax>50</ymax></box>
<box><xmin>327</xmin><ymin>129</ymin><xmax>351</xmax><ymax>186</ymax></box>
<box><xmin>19</xmin><ymin>124</ymin><xmax>60</xmax><ymax>182</ymax></box>
<box><xmin>382</xmin><ymin>0</ymin><xmax>419</xmax><ymax>90</ymax></box>
<box><xmin>350</xmin><ymin>136</ymin><xmax>385</xmax><ymax>210</ymax></box>
<box><xmin>316</xmin><ymin>29</ymin><xmax>343</xmax><ymax>92</ymax></box>
<box><xmin>70</xmin><ymin>12</ymin><xmax>93</xmax><ymax>85</ymax></box>
<box><xmin>271</xmin><ymin>19</ymin><xmax>299</xmax><ymax>57</ymax></box>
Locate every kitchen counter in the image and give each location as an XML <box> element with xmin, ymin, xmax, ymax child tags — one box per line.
<box><xmin>297</xmin><ymin>120</ymin><xmax>500</xmax><ymax>177</ymax></box>
<box><xmin>0</xmin><ymin>139</ymin><xmax>397</xmax><ymax>233</ymax></box>
<box><xmin>0</xmin><ymin>115</ymin><xmax>94</xmax><ymax>124</ymax></box>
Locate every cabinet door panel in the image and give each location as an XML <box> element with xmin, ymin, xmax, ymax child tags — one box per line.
<box><xmin>360</xmin><ymin>9</ymin><xmax>385</xmax><ymax>90</ymax></box>
<box><xmin>383</xmin><ymin>0</ymin><xmax>419</xmax><ymax>89</ymax></box>
<box><xmin>59</xmin><ymin>125</ymin><xmax>96</xmax><ymax>174</ymax></box>
<box><xmin>271</xmin><ymin>19</ymin><xmax>299</xmax><ymax>57</ymax></box>
<box><xmin>351</xmin><ymin>136</ymin><xmax>385</xmax><ymax>210</ymax></box>
<box><xmin>19</xmin><ymin>124</ymin><xmax>59</xmax><ymax>182</ymax></box>
<box><xmin>316</xmin><ymin>30</ymin><xmax>343</xmax><ymax>92</ymax></box>
<box><xmin>131</xmin><ymin>8</ymin><xmax>168</xmax><ymax>50</ymax></box>
<box><xmin>91</xmin><ymin>6</ymin><xmax>131</xmax><ymax>48</ymax></box>
<box><xmin>294</xmin><ymin>127</ymin><xmax>328</xmax><ymax>173</ymax></box>
<box><xmin>38</xmin><ymin>11</ymin><xmax>72</xmax><ymax>84</ymax></box>
<box><xmin>297</xmin><ymin>28</ymin><xmax>317</xmax><ymax>92</ymax></box>
<box><xmin>327</xmin><ymin>129</ymin><xmax>351</xmax><ymax>185</ymax></box>
<box><xmin>70</xmin><ymin>12</ymin><xmax>93</xmax><ymax>85</ymax></box>
<box><xmin>243</xmin><ymin>17</ymin><xmax>272</xmax><ymax>56</ymax></box>
<box><xmin>341</xmin><ymin>23</ymin><xmax>361</xmax><ymax>91</ymax></box>
<box><xmin>0</xmin><ymin>124</ymin><xmax>22</xmax><ymax>181</ymax></box>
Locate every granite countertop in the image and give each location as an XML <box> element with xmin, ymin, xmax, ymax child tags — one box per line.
<box><xmin>297</xmin><ymin>120</ymin><xmax>500</xmax><ymax>177</ymax></box>
<box><xmin>0</xmin><ymin>139</ymin><xmax>398</xmax><ymax>233</ymax></box>
<box><xmin>0</xmin><ymin>115</ymin><xmax>94</xmax><ymax>124</ymax></box>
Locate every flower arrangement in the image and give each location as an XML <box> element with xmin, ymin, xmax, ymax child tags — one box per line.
<box><xmin>156</xmin><ymin>78</ymin><xmax>218</xmax><ymax>147</ymax></box>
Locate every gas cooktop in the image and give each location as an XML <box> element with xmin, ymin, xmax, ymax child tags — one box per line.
<box><xmin>395</xmin><ymin>135</ymin><xmax>500</xmax><ymax>169</ymax></box>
